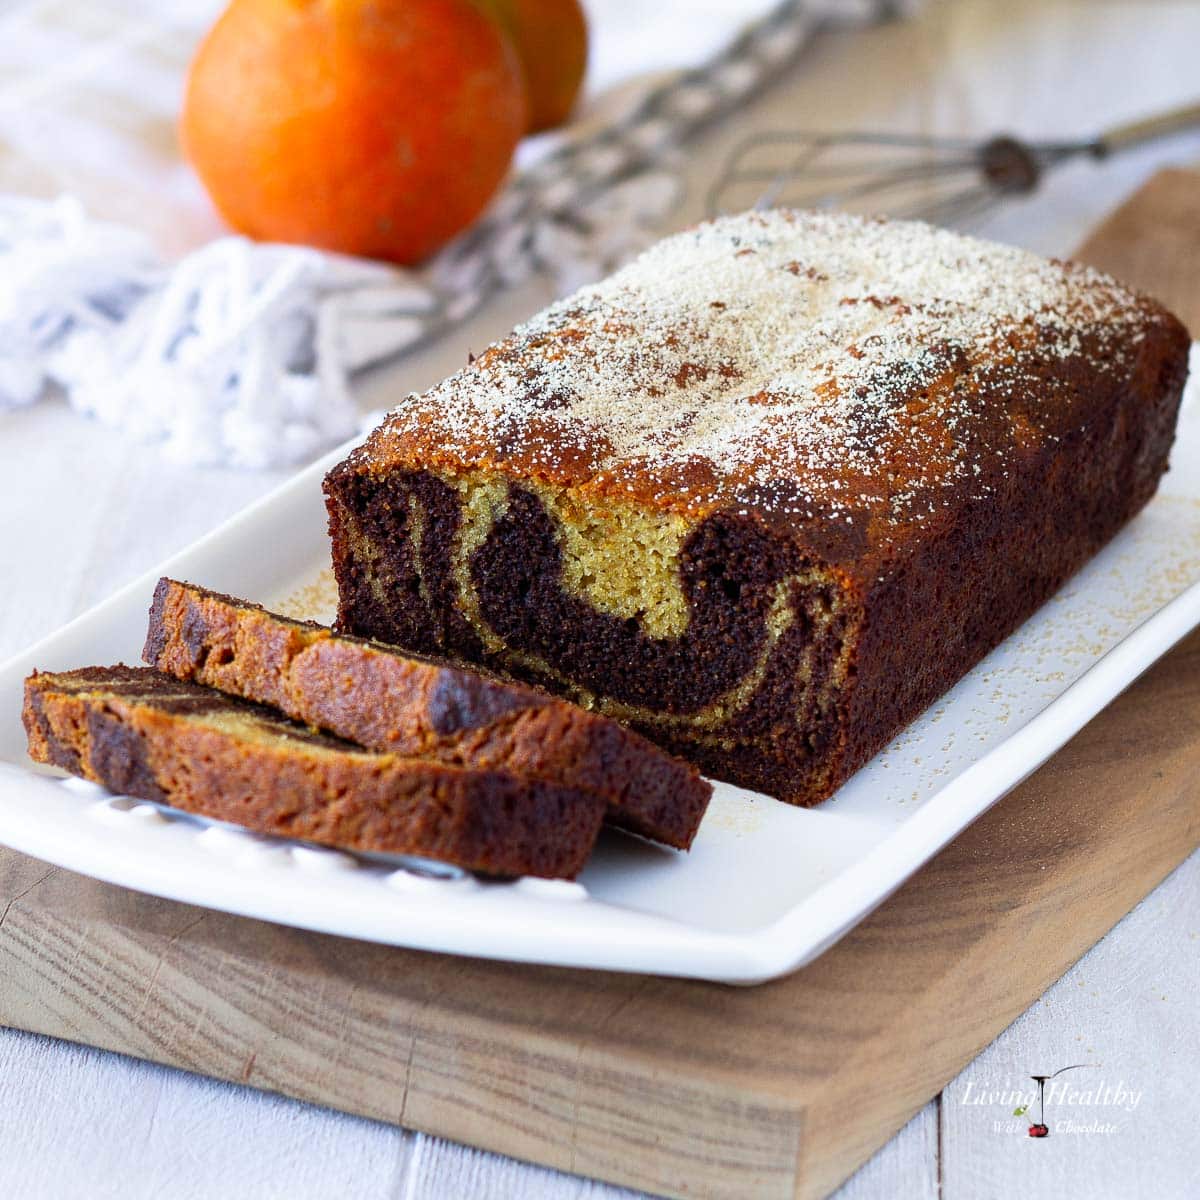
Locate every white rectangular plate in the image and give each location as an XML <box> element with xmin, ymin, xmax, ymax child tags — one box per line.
<box><xmin>3</xmin><ymin>352</ymin><xmax>1199</xmax><ymax>984</ymax></box>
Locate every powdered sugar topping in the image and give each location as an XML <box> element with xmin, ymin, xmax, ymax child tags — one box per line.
<box><xmin>375</xmin><ymin>210</ymin><xmax>1149</xmax><ymax>523</ymax></box>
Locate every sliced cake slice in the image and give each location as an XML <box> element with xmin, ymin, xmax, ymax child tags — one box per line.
<box><xmin>23</xmin><ymin>666</ymin><xmax>606</xmax><ymax>879</ymax></box>
<box><xmin>143</xmin><ymin>578</ymin><xmax>711</xmax><ymax>849</ymax></box>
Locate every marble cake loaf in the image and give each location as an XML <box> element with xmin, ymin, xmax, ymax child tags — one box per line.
<box><xmin>324</xmin><ymin>210</ymin><xmax>1190</xmax><ymax>805</ymax></box>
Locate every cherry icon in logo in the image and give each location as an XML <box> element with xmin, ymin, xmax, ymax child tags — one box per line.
<box><xmin>1028</xmin><ymin>1123</ymin><xmax>1050</xmax><ymax>1138</ymax></box>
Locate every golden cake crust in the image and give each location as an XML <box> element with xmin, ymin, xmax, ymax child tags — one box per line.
<box><xmin>348</xmin><ymin>209</ymin><xmax>1183</xmax><ymax>588</ymax></box>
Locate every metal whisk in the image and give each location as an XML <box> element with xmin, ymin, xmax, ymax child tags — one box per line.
<box><xmin>708</xmin><ymin>102</ymin><xmax>1200</xmax><ymax>227</ymax></box>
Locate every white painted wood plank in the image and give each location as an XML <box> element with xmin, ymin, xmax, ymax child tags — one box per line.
<box><xmin>0</xmin><ymin>1028</ymin><xmax>416</xmax><ymax>1200</ymax></box>
<box><xmin>940</xmin><ymin>850</ymin><xmax>1200</xmax><ymax>1197</ymax></box>
<box><xmin>832</xmin><ymin>1104</ymin><xmax>940</xmax><ymax>1200</ymax></box>
<box><xmin>0</xmin><ymin>1021</ymin><xmax>945</xmax><ymax>1200</ymax></box>
<box><xmin>0</xmin><ymin>407</ymin><xmax>285</xmax><ymax>658</ymax></box>
<box><xmin>399</xmin><ymin>1134</ymin><xmax>637</xmax><ymax>1199</ymax></box>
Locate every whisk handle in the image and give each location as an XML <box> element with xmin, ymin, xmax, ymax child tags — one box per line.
<box><xmin>1093</xmin><ymin>101</ymin><xmax>1200</xmax><ymax>157</ymax></box>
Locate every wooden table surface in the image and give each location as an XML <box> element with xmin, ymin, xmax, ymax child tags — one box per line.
<box><xmin>3</xmin><ymin>2</ymin><xmax>1200</xmax><ymax>1197</ymax></box>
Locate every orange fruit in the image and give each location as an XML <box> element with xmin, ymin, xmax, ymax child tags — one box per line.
<box><xmin>181</xmin><ymin>0</ymin><xmax>528</xmax><ymax>265</ymax></box>
<box><xmin>474</xmin><ymin>0</ymin><xmax>588</xmax><ymax>132</ymax></box>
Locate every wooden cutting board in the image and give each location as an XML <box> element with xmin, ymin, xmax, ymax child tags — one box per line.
<box><xmin>2</xmin><ymin>169</ymin><xmax>1198</xmax><ymax>1200</ymax></box>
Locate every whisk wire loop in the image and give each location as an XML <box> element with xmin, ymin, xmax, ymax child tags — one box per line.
<box><xmin>708</xmin><ymin>102</ymin><xmax>1200</xmax><ymax>228</ymax></box>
